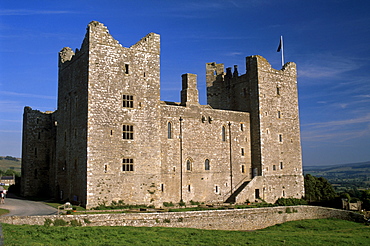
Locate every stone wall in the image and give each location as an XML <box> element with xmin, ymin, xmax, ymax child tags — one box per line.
<box><xmin>0</xmin><ymin>206</ymin><xmax>365</xmax><ymax>231</ymax></box>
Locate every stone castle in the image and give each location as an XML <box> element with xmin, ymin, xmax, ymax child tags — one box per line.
<box><xmin>21</xmin><ymin>21</ymin><xmax>304</xmax><ymax>209</ymax></box>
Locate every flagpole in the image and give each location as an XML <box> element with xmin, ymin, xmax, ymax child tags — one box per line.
<box><xmin>280</xmin><ymin>36</ymin><xmax>284</xmax><ymax>67</ymax></box>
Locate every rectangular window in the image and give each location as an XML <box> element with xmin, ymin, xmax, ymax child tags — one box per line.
<box><xmin>122</xmin><ymin>158</ymin><xmax>134</xmax><ymax>171</ymax></box>
<box><xmin>278</xmin><ymin>111</ymin><xmax>281</xmax><ymax>118</ymax></box>
<box><xmin>280</xmin><ymin>162</ymin><xmax>283</xmax><ymax>169</ymax></box>
<box><xmin>125</xmin><ymin>64</ymin><xmax>129</xmax><ymax>74</ymax></box>
<box><xmin>279</xmin><ymin>134</ymin><xmax>283</xmax><ymax>142</ymax></box>
<box><xmin>241</xmin><ymin>148</ymin><xmax>245</xmax><ymax>156</ymax></box>
<box><xmin>241</xmin><ymin>165</ymin><xmax>245</xmax><ymax>173</ymax></box>
<box><xmin>273</xmin><ymin>165</ymin><xmax>276</xmax><ymax>171</ymax></box>
<box><xmin>122</xmin><ymin>125</ymin><xmax>134</xmax><ymax>139</ymax></box>
<box><xmin>123</xmin><ymin>95</ymin><xmax>134</xmax><ymax>108</ymax></box>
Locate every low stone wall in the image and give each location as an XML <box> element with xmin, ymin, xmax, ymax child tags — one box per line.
<box><xmin>0</xmin><ymin>206</ymin><xmax>365</xmax><ymax>231</ymax></box>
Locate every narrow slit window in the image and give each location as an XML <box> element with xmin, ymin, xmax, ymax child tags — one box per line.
<box><xmin>205</xmin><ymin>159</ymin><xmax>210</xmax><ymax>170</ymax></box>
<box><xmin>277</xmin><ymin>87</ymin><xmax>280</xmax><ymax>95</ymax></box>
<box><xmin>241</xmin><ymin>148</ymin><xmax>245</xmax><ymax>156</ymax></box>
<box><xmin>186</xmin><ymin>159</ymin><xmax>192</xmax><ymax>171</ymax></box>
<box><xmin>279</xmin><ymin>134</ymin><xmax>283</xmax><ymax>142</ymax></box>
<box><xmin>167</xmin><ymin>122</ymin><xmax>172</xmax><ymax>139</ymax></box>
<box><xmin>222</xmin><ymin>126</ymin><xmax>226</xmax><ymax>141</ymax></box>
<box><xmin>125</xmin><ymin>64</ymin><xmax>129</xmax><ymax>74</ymax></box>
<box><xmin>278</xmin><ymin>111</ymin><xmax>281</xmax><ymax>118</ymax></box>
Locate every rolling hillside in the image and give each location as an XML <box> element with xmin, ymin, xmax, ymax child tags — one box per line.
<box><xmin>304</xmin><ymin>161</ymin><xmax>370</xmax><ymax>191</ymax></box>
<box><xmin>0</xmin><ymin>156</ymin><xmax>21</xmax><ymax>173</ymax></box>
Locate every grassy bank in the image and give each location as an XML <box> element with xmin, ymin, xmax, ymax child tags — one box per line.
<box><xmin>2</xmin><ymin>218</ymin><xmax>370</xmax><ymax>245</ymax></box>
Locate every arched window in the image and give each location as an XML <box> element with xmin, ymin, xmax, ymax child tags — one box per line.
<box><xmin>205</xmin><ymin>159</ymin><xmax>210</xmax><ymax>170</ymax></box>
<box><xmin>222</xmin><ymin>126</ymin><xmax>226</xmax><ymax>141</ymax></box>
<box><xmin>186</xmin><ymin>159</ymin><xmax>192</xmax><ymax>171</ymax></box>
<box><xmin>167</xmin><ymin>122</ymin><xmax>172</xmax><ymax>139</ymax></box>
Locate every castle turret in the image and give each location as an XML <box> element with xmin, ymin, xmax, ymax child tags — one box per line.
<box><xmin>181</xmin><ymin>73</ymin><xmax>199</xmax><ymax>106</ymax></box>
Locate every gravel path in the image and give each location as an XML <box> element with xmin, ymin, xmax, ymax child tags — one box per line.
<box><xmin>0</xmin><ymin>193</ymin><xmax>57</xmax><ymax>217</ymax></box>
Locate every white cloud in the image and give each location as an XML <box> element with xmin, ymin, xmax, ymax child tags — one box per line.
<box><xmin>298</xmin><ymin>53</ymin><xmax>362</xmax><ymax>79</ymax></box>
<box><xmin>301</xmin><ymin>114</ymin><xmax>370</xmax><ymax>142</ymax></box>
<box><xmin>303</xmin><ymin>114</ymin><xmax>370</xmax><ymax>128</ymax></box>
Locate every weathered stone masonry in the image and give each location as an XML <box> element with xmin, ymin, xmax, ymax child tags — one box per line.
<box><xmin>0</xmin><ymin>206</ymin><xmax>365</xmax><ymax>231</ymax></box>
<box><xmin>21</xmin><ymin>21</ymin><xmax>304</xmax><ymax>209</ymax></box>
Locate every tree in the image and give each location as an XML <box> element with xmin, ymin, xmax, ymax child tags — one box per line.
<box><xmin>304</xmin><ymin>174</ymin><xmax>336</xmax><ymax>203</ymax></box>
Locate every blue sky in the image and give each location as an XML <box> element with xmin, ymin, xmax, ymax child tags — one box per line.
<box><xmin>0</xmin><ymin>0</ymin><xmax>369</xmax><ymax>166</ymax></box>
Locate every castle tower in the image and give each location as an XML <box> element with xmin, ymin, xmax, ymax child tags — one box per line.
<box><xmin>246</xmin><ymin>56</ymin><xmax>304</xmax><ymax>201</ymax></box>
<box><xmin>21</xmin><ymin>107</ymin><xmax>55</xmax><ymax>197</ymax></box>
<box><xmin>206</xmin><ymin>55</ymin><xmax>304</xmax><ymax>203</ymax></box>
<box><xmin>55</xmin><ymin>21</ymin><xmax>162</xmax><ymax>208</ymax></box>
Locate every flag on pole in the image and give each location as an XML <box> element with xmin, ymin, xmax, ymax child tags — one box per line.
<box><xmin>277</xmin><ymin>36</ymin><xmax>282</xmax><ymax>52</ymax></box>
<box><xmin>277</xmin><ymin>36</ymin><xmax>284</xmax><ymax>66</ymax></box>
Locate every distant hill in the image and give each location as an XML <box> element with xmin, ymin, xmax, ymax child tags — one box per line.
<box><xmin>304</xmin><ymin>161</ymin><xmax>370</xmax><ymax>176</ymax></box>
<box><xmin>304</xmin><ymin>161</ymin><xmax>370</xmax><ymax>191</ymax></box>
<box><xmin>0</xmin><ymin>156</ymin><xmax>21</xmax><ymax>172</ymax></box>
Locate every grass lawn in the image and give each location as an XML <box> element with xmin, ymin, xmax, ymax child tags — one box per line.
<box><xmin>0</xmin><ymin>208</ymin><xmax>9</xmax><ymax>216</ymax></box>
<box><xmin>2</xmin><ymin>218</ymin><xmax>370</xmax><ymax>245</ymax></box>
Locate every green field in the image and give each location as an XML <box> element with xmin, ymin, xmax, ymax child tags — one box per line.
<box><xmin>2</xmin><ymin>218</ymin><xmax>370</xmax><ymax>245</ymax></box>
<box><xmin>0</xmin><ymin>157</ymin><xmax>21</xmax><ymax>173</ymax></box>
<box><xmin>304</xmin><ymin>161</ymin><xmax>370</xmax><ymax>192</ymax></box>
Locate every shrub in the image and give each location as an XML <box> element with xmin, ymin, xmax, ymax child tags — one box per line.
<box><xmin>275</xmin><ymin>198</ymin><xmax>308</xmax><ymax>206</ymax></box>
<box><xmin>44</xmin><ymin>218</ymin><xmax>53</xmax><ymax>226</ymax></box>
<box><xmin>83</xmin><ymin>218</ymin><xmax>91</xmax><ymax>224</ymax></box>
<box><xmin>53</xmin><ymin>219</ymin><xmax>68</xmax><ymax>226</ymax></box>
<box><xmin>190</xmin><ymin>200</ymin><xmax>200</xmax><ymax>205</ymax></box>
<box><xmin>163</xmin><ymin>219</ymin><xmax>171</xmax><ymax>223</ymax></box>
<box><xmin>163</xmin><ymin>202</ymin><xmax>174</xmax><ymax>207</ymax></box>
<box><xmin>70</xmin><ymin>219</ymin><xmax>82</xmax><ymax>227</ymax></box>
<box><xmin>178</xmin><ymin>200</ymin><xmax>186</xmax><ymax>206</ymax></box>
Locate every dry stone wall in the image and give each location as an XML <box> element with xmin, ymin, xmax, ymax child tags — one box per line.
<box><xmin>0</xmin><ymin>206</ymin><xmax>365</xmax><ymax>231</ymax></box>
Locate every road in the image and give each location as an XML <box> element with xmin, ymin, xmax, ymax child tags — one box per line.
<box><xmin>0</xmin><ymin>193</ymin><xmax>57</xmax><ymax>217</ymax></box>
